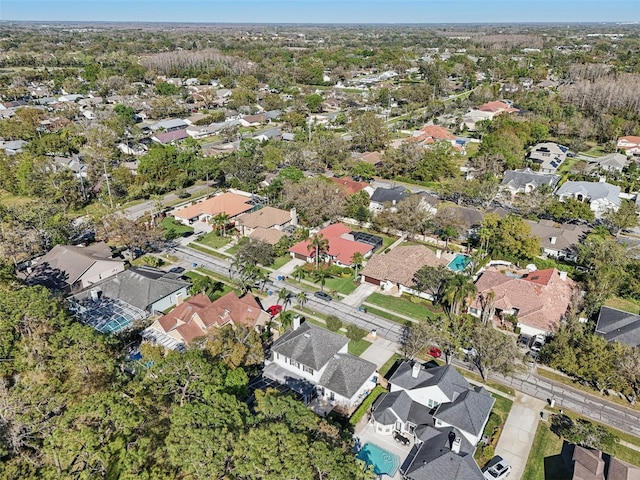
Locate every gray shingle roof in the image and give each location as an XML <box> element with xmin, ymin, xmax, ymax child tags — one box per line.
<box><xmin>389</xmin><ymin>362</ymin><xmax>471</xmax><ymax>402</ymax></box>
<box><xmin>433</xmin><ymin>386</ymin><xmax>495</xmax><ymax>436</ymax></box>
<box><xmin>596</xmin><ymin>306</ymin><xmax>640</xmax><ymax>348</ymax></box>
<box><xmin>271</xmin><ymin>322</ymin><xmax>349</xmax><ymax>371</ymax></box>
<box><xmin>555</xmin><ymin>181</ymin><xmax>621</xmax><ymax>207</ymax></box>
<box><xmin>403</xmin><ymin>427</ymin><xmax>483</xmax><ymax>480</ymax></box>
<box><xmin>319</xmin><ymin>353</ymin><xmax>376</xmax><ymax>399</ymax></box>
<box><xmin>501</xmin><ymin>168</ymin><xmax>560</xmax><ymax>191</ymax></box>
<box><xmin>370</xmin><ymin>186</ymin><xmax>411</xmax><ymax>204</ymax></box>
<box><xmin>72</xmin><ymin>266</ymin><xmax>190</xmax><ymax>311</ymax></box>
<box><xmin>372</xmin><ymin>390</ymin><xmax>433</xmax><ymax>426</ymax></box>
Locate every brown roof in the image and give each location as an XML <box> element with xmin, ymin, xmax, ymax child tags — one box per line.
<box><xmin>527</xmin><ymin>219</ymin><xmax>590</xmax><ymax>253</ymax></box>
<box><xmin>471</xmin><ymin>267</ymin><xmax>576</xmax><ymax>333</ymax></box>
<box><xmin>330</xmin><ymin>177</ymin><xmax>370</xmax><ymax>195</ymax></box>
<box><xmin>155</xmin><ymin>291</ymin><xmax>268</xmax><ymax>344</ymax></box>
<box><xmin>172</xmin><ymin>192</ymin><xmax>253</xmax><ymax>221</ymax></box>
<box><xmin>360</xmin><ymin>245</ymin><xmax>448</xmax><ymax>286</ymax></box>
<box><xmin>237</xmin><ymin>206</ymin><xmax>291</xmax><ymax>229</ymax></box>
<box><xmin>249</xmin><ymin>227</ymin><xmax>287</xmax><ymax>245</ymax></box>
<box><xmin>608</xmin><ymin>457</ymin><xmax>640</xmax><ymax>480</ymax></box>
<box><xmin>573</xmin><ymin>446</ymin><xmax>605</xmax><ymax>480</ymax></box>
<box><xmin>359</xmin><ymin>151</ymin><xmax>383</xmax><ymax>165</ymax></box>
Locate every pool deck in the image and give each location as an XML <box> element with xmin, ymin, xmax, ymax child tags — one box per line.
<box><xmin>355</xmin><ymin>422</ymin><xmax>414</xmax><ymax>480</ymax></box>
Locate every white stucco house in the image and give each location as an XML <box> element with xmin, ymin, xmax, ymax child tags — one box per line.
<box><xmin>554</xmin><ymin>180</ymin><xmax>621</xmax><ymax>217</ymax></box>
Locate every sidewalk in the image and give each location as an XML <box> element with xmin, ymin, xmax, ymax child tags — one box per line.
<box><xmin>494</xmin><ymin>392</ymin><xmax>546</xmax><ymax>480</ymax></box>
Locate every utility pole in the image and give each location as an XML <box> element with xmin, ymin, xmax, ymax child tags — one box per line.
<box><xmin>103</xmin><ymin>161</ymin><xmax>114</xmax><ymax>210</ymax></box>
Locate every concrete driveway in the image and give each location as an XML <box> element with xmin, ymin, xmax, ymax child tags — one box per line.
<box><xmin>341</xmin><ymin>282</ymin><xmax>378</xmax><ymax>307</ymax></box>
<box><xmin>494</xmin><ymin>391</ymin><xmax>546</xmax><ymax>480</ymax></box>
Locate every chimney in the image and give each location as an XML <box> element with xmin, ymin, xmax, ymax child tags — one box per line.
<box><xmin>175</xmin><ymin>292</ymin><xmax>184</xmax><ymax>306</ymax></box>
<box><xmin>550</xmin><ymin>236</ymin><xmax>557</xmax><ymax>245</ymax></box>
<box><xmin>451</xmin><ymin>437</ymin><xmax>461</xmax><ymax>454</ymax></box>
<box><xmin>559</xmin><ymin>271</ymin><xmax>567</xmax><ymax>281</ymax></box>
<box><xmin>290</xmin><ymin>207</ymin><xmax>298</xmax><ymax>226</ymax></box>
<box><xmin>436</xmin><ymin>249</ymin><xmax>442</xmax><ymax>258</ymax></box>
<box><xmin>411</xmin><ymin>362</ymin><xmax>421</xmax><ymax>378</ymax></box>
<box><xmin>293</xmin><ymin>314</ymin><xmax>301</xmax><ymax>330</ymax></box>
<box><xmin>90</xmin><ymin>289</ymin><xmax>101</xmax><ymax>302</ymax></box>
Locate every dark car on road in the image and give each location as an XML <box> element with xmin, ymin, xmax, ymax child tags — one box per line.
<box><xmin>169</xmin><ymin>266</ymin><xmax>185</xmax><ymax>274</ymax></box>
<box><xmin>314</xmin><ymin>291</ymin><xmax>332</xmax><ymax>301</ymax></box>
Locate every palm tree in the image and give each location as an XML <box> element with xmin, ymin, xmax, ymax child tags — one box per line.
<box><xmin>212</xmin><ymin>212</ymin><xmax>230</xmax><ymax>237</ymax></box>
<box><xmin>308</xmin><ymin>233</ymin><xmax>329</xmax><ymax>270</ymax></box>
<box><xmin>296</xmin><ymin>291</ymin><xmax>308</xmax><ymax>309</ymax></box>
<box><xmin>351</xmin><ymin>251</ymin><xmax>364</xmax><ymax>280</ymax></box>
<box><xmin>292</xmin><ymin>264</ymin><xmax>306</xmax><ymax>283</ymax></box>
<box><xmin>442</xmin><ymin>273</ymin><xmax>477</xmax><ymax>317</ymax></box>
<box><xmin>278</xmin><ymin>288</ymin><xmax>292</xmax><ymax>311</ymax></box>
<box><xmin>313</xmin><ymin>268</ymin><xmax>333</xmax><ymax>292</ymax></box>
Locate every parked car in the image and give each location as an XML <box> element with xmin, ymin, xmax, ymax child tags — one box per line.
<box><xmin>461</xmin><ymin>346</ymin><xmax>477</xmax><ymax>358</ymax></box>
<box><xmin>182</xmin><ymin>231</ymin><xmax>194</xmax><ymax>237</ymax></box>
<box><xmin>530</xmin><ymin>334</ymin><xmax>546</xmax><ymax>353</ymax></box>
<box><xmin>267</xmin><ymin>305</ymin><xmax>283</xmax><ymax>316</ymax></box>
<box><xmin>428</xmin><ymin>346</ymin><xmax>442</xmax><ymax>359</ymax></box>
<box><xmin>314</xmin><ymin>291</ymin><xmax>332</xmax><ymax>301</ymax></box>
<box><xmin>169</xmin><ymin>266</ymin><xmax>185</xmax><ymax>274</ymax></box>
<box><xmin>483</xmin><ymin>456</ymin><xmax>511</xmax><ymax>479</ymax></box>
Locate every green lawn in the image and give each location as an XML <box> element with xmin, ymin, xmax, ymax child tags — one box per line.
<box><xmin>379</xmin><ymin>353</ymin><xmax>402</xmax><ymax>378</ymax></box>
<box><xmin>271</xmin><ymin>255</ymin><xmax>292</xmax><ymax>270</ymax></box>
<box><xmin>604</xmin><ymin>296</ymin><xmax>640</xmax><ymax>314</ymax></box>
<box><xmin>362</xmin><ymin>305</ymin><xmax>413</xmax><ymax>326</ymax></box>
<box><xmin>188</xmin><ymin>243</ymin><xmax>230</xmax><ymax>259</ymax></box>
<box><xmin>194</xmin><ymin>232</ymin><xmax>232</xmax><ymax>249</ymax></box>
<box><xmin>226</xmin><ymin>244</ymin><xmax>241</xmax><ymax>255</ymax></box>
<box><xmin>324</xmin><ymin>276</ymin><xmax>359</xmax><ymax>295</ymax></box>
<box><xmin>348</xmin><ymin>339</ymin><xmax>372</xmax><ymax>356</ymax></box>
<box><xmin>365</xmin><ymin>293</ymin><xmax>440</xmax><ymax>321</ymax></box>
<box><xmin>475</xmin><ymin>393</ymin><xmax>514</xmax><ymax>466</ymax></box>
<box><xmin>522</xmin><ymin>422</ymin><xmax>571</xmax><ymax>480</ymax></box>
<box><xmin>161</xmin><ymin>217</ymin><xmax>194</xmax><ymax>235</ymax></box>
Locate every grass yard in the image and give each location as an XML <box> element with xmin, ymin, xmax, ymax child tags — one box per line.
<box><xmin>362</xmin><ymin>305</ymin><xmax>413</xmax><ymax>326</ymax></box>
<box><xmin>161</xmin><ymin>217</ymin><xmax>194</xmax><ymax>235</ymax></box>
<box><xmin>271</xmin><ymin>255</ymin><xmax>292</xmax><ymax>270</ymax></box>
<box><xmin>604</xmin><ymin>296</ymin><xmax>640</xmax><ymax>314</ymax></box>
<box><xmin>324</xmin><ymin>276</ymin><xmax>359</xmax><ymax>295</ymax></box>
<box><xmin>348</xmin><ymin>339</ymin><xmax>372</xmax><ymax>356</ymax></box>
<box><xmin>188</xmin><ymin>243</ymin><xmax>230</xmax><ymax>259</ymax></box>
<box><xmin>521</xmin><ymin>422</ymin><xmax>571</xmax><ymax>480</ymax></box>
<box><xmin>195</xmin><ymin>266</ymin><xmax>233</xmax><ymax>284</ymax></box>
<box><xmin>365</xmin><ymin>293</ymin><xmax>440</xmax><ymax>321</ymax></box>
<box><xmin>379</xmin><ymin>353</ymin><xmax>402</xmax><ymax>378</ymax></box>
<box><xmin>194</xmin><ymin>232</ymin><xmax>232</xmax><ymax>249</ymax></box>
<box><xmin>225</xmin><ymin>244</ymin><xmax>241</xmax><ymax>255</ymax></box>
<box><xmin>475</xmin><ymin>393</ymin><xmax>514</xmax><ymax>467</ymax></box>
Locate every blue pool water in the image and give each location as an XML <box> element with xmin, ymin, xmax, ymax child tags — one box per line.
<box><xmin>357</xmin><ymin>442</ymin><xmax>400</xmax><ymax>477</ymax></box>
<box><xmin>447</xmin><ymin>253</ymin><xmax>470</xmax><ymax>272</ymax></box>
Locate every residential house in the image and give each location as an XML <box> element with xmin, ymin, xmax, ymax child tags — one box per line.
<box><xmin>149</xmin><ymin>118</ymin><xmax>188</xmax><ymax>132</ymax></box>
<box><xmin>500</xmin><ymin>168</ymin><xmax>560</xmax><ymax>196</ymax></box>
<box><xmin>589</xmin><ymin>152</ymin><xmax>630</xmax><ymax>172</ymax></box>
<box><xmin>152</xmin><ymin>129</ymin><xmax>189</xmax><ymax>145</ymax></box>
<box><xmin>409</xmin><ymin>125</ymin><xmax>458</xmax><ymax>149</ymax></box>
<box><xmin>0</xmin><ymin>140</ymin><xmax>27</xmax><ymax>155</ymax></box>
<box><xmin>25</xmin><ymin>242</ymin><xmax>125</xmax><ymax>294</ymax></box>
<box><xmin>264</xmin><ymin>319</ymin><xmax>378</xmax><ymax>410</ymax></box>
<box><xmin>235</xmin><ymin>206</ymin><xmax>297</xmax><ymax>236</ymax></box>
<box><xmin>595</xmin><ymin>306</ymin><xmax>640</xmax><ymax>348</ymax></box>
<box><xmin>288</xmin><ymin>223</ymin><xmax>374</xmax><ymax>267</ymax></box>
<box><xmin>555</xmin><ymin>180</ymin><xmax>621</xmax><ymax>217</ymax></box>
<box><xmin>370</xmin><ymin>361</ymin><xmax>494</xmax><ymax>480</ymax></box>
<box><xmin>142</xmin><ymin>292</ymin><xmax>271</xmax><ymax>350</ymax></box>
<box><xmin>357</xmin><ymin>151</ymin><xmax>383</xmax><ymax>168</ymax></box>
<box><xmin>528</xmin><ymin>142</ymin><xmax>568</xmax><ymax>173</ymax></box>
<box><xmin>369</xmin><ymin>186</ymin><xmax>411</xmax><ymax>212</ymax></box>
<box><xmin>469</xmin><ymin>267</ymin><xmax>577</xmax><ymax>337</ymax></box>
<box><xmin>171</xmin><ymin>191</ymin><xmax>255</xmax><ymax>225</ymax></box>
<box><xmin>53</xmin><ymin>155</ymin><xmax>88</xmax><ymax>178</ymax></box>
<box><xmin>462</xmin><ymin>101</ymin><xmax>519</xmax><ymax>131</ymax></box>
<box><xmin>67</xmin><ymin>266</ymin><xmax>191</xmax><ymax>333</ymax></box>
<box><xmin>330</xmin><ymin>177</ymin><xmax>373</xmax><ymax>196</ymax></box>
<box><xmin>617</xmin><ymin>136</ymin><xmax>640</xmax><ymax>158</ymax></box>
<box><xmin>572</xmin><ymin>445</ymin><xmax>640</xmax><ymax>480</ymax></box>
<box><xmin>526</xmin><ymin>219</ymin><xmax>590</xmax><ymax>260</ymax></box>
<box><xmin>360</xmin><ymin>245</ymin><xmax>450</xmax><ymax>298</ymax></box>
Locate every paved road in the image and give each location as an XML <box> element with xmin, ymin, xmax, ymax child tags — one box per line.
<box><xmin>171</xmin><ymin>245</ymin><xmax>640</xmax><ymax>440</ymax></box>
<box><xmin>123</xmin><ymin>184</ymin><xmax>212</xmax><ymax>221</ymax></box>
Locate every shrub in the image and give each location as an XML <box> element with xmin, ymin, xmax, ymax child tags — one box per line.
<box><xmin>482</xmin><ymin>445</ymin><xmax>495</xmax><ymax>460</ymax></box>
<box><xmin>346</xmin><ymin>324</ymin><xmax>367</xmax><ymax>342</ymax></box>
<box><xmin>349</xmin><ymin>385</ymin><xmax>385</xmax><ymax>426</ymax></box>
<box><xmin>326</xmin><ymin>315</ymin><xmax>343</xmax><ymax>332</ymax></box>
<box><xmin>142</xmin><ymin>255</ymin><xmax>164</xmax><ymax>268</ymax></box>
<box><xmin>484</xmin><ymin>412</ymin><xmax>502</xmax><ymax>439</ymax></box>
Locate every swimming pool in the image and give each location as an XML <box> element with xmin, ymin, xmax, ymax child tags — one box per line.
<box><xmin>447</xmin><ymin>253</ymin><xmax>470</xmax><ymax>272</ymax></box>
<box><xmin>357</xmin><ymin>442</ymin><xmax>400</xmax><ymax>477</ymax></box>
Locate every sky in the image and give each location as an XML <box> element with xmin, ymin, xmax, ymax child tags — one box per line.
<box><xmin>1</xmin><ymin>0</ymin><xmax>639</xmax><ymax>24</ymax></box>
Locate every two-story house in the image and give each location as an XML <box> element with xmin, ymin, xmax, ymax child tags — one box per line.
<box><xmin>264</xmin><ymin>319</ymin><xmax>377</xmax><ymax>410</ymax></box>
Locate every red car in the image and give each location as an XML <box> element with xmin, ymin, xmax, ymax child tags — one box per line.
<box><xmin>267</xmin><ymin>305</ymin><xmax>283</xmax><ymax>316</ymax></box>
<box><xmin>428</xmin><ymin>346</ymin><xmax>442</xmax><ymax>359</ymax></box>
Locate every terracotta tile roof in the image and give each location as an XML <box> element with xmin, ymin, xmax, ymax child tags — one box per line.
<box><xmin>361</xmin><ymin>245</ymin><xmax>448</xmax><ymax>286</ymax></box>
<box><xmin>237</xmin><ymin>206</ymin><xmax>291</xmax><ymax>229</ymax></box>
<box><xmin>288</xmin><ymin>223</ymin><xmax>373</xmax><ymax>265</ymax></box>
<box><xmin>330</xmin><ymin>177</ymin><xmax>370</xmax><ymax>195</ymax></box>
<box><xmin>618</xmin><ymin>135</ymin><xmax>640</xmax><ymax>145</ymax></box>
<box><xmin>359</xmin><ymin>151</ymin><xmax>383</xmax><ymax>165</ymax></box>
<box><xmin>410</xmin><ymin>125</ymin><xmax>456</xmax><ymax>144</ymax></box>
<box><xmin>478</xmin><ymin>101</ymin><xmax>519</xmax><ymax>113</ymax></box>
<box><xmin>471</xmin><ymin>267</ymin><xmax>576</xmax><ymax>332</ymax></box>
<box><xmin>172</xmin><ymin>192</ymin><xmax>253</xmax><ymax>222</ymax></box>
<box><xmin>153</xmin><ymin>291</ymin><xmax>268</xmax><ymax>344</ymax></box>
